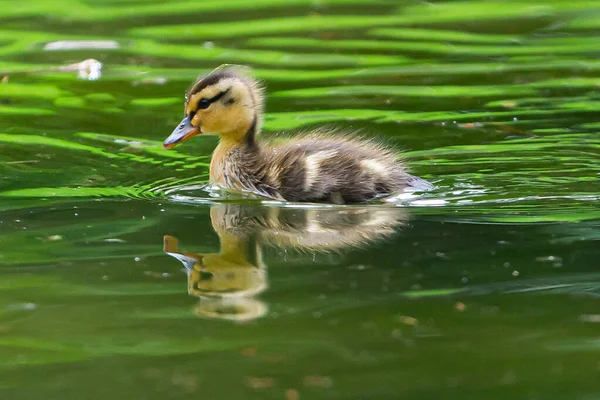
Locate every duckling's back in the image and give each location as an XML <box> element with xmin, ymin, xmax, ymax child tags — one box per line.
<box><xmin>264</xmin><ymin>134</ymin><xmax>407</xmax><ymax>203</ymax></box>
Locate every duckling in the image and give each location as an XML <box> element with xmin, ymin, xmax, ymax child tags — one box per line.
<box><xmin>163</xmin><ymin>65</ymin><xmax>430</xmax><ymax>204</ymax></box>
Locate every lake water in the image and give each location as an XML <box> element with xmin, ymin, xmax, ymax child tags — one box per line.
<box><xmin>1</xmin><ymin>1</ymin><xmax>600</xmax><ymax>398</ymax></box>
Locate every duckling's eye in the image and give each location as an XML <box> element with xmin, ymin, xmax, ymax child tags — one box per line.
<box><xmin>192</xmin><ymin>89</ymin><xmax>230</xmax><ymax>114</ymax></box>
<box><xmin>198</xmin><ymin>98</ymin><xmax>210</xmax><ymax>109</ymax></box>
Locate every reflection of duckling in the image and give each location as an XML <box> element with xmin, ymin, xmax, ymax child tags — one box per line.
<box><xmin>163</xmin><ymin>203</ymin><xmax>406</xmax><ymax>321</ymax></box>
<box><xmin>163</xmin><ymin>65</ymin><xmax>431</xmax><ymax>204</ymax></box>
<box><xmin>163</xmin><ymin>206</ymin><xmax>268</xmax><ymax>321</ymax></box>
<box><xmin>256</xmin><ymin>207</ymin><xmax>404</xmax><ymax>251</ymax></box>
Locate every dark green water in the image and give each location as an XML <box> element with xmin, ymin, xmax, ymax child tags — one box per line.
<box><xmin>2</xmin><ymin>1</ymin><xmax>600</xmax><ymax>398</ymax></box>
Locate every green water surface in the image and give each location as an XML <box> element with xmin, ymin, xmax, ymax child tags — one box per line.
<box><xmin>1</xmin><ymin>0</ymin><xmax>600</xmax><ymax>398</ymax></box>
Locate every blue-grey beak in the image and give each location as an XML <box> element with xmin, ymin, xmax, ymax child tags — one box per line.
<box><xmin>163</xmin><ymin>116</ymin><xmax>200</xmax><ymax>149</ymax></box>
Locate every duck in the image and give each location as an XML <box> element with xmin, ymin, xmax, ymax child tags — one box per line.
<box><xmin>163</xmin><ymin>65</ymin><xmax>431</xmax><ymax>204</ymax></box>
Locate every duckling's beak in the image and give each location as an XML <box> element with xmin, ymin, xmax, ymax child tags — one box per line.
<box><xmin>163</xmin><ymin>116</ymin><xmax>200</xmax><ymax>149</ymax></box>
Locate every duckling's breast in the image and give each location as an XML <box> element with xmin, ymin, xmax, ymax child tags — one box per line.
<box><xmin>210</xmin><ymin>143</ymin><xmax>284</xmax><ymax>200</ymax></box>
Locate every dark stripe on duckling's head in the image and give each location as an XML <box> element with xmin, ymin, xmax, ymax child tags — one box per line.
<box><xmin>186</xmin><ymin>71</ymin><xmax>236</xmax><ymax>104</ymax></box>
<box><xmin>185</xmin><ymin>65</ymin><xmax>256</xmax><ymax>105</ymax></box>
<box><xmin>188</xmin><ymin>88</ymin><xmax>230</xmax><ymax>118</ymax></box>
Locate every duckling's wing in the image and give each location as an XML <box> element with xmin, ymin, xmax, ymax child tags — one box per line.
<box><xmin>269</xmin><ymin>137</ymin><xmax>407</xmax><ymax>203</ymax></box>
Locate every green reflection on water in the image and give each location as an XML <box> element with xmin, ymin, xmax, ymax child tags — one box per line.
<box><xmin>1</xmin><ymin>0</ymin><xmax>600</xmax><ymax>398</ymax></box>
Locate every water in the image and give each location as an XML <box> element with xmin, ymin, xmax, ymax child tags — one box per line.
<box><xmin>1</xmin><ymin>0</ymin><xmax>600</xmax><ymax>398</ymax></box>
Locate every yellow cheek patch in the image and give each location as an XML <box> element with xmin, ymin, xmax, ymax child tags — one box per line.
<box><xmin>192</xmin><ymin>114</ymin><xmax>202</xmax><ymax>127</ymax></box>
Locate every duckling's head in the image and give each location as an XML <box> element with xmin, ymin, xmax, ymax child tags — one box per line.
<box><xmin>163</xmin><ymin>65</ymin><xmax>264</xmax><ymax>149</ymax></box>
